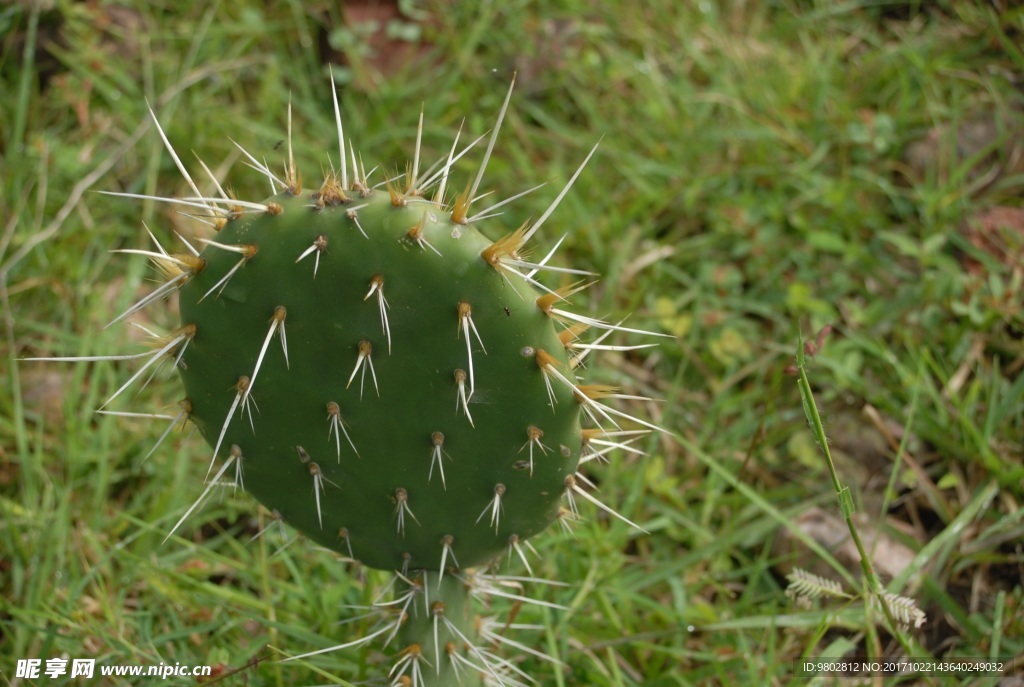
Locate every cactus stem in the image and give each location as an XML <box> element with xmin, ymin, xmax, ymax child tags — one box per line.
<box><xmin>295</xmin><ymin>234</ymin><xmax>328</xmax><ymax>277</ymax></box>
<box><xmin>346</xmin><ymin>340</ymin><xmax>379</xmax><ymax>398</ymax></box>
<box><xmin>429</xmin><ymin>432</ymin><xmax>450</xmax><ymax>489</ymax></box>
<box><xmin>438</xmin><ymin>535</ymin><xmax>458</xmax><ymax>586</ymax></box>
<box><xmin>232</xmin><ymin>138</ymin><xmax>287</xmax><ymax>193</ymax></box>
<box><xmin>207</xmin><ymin>375</ymin><xmax>254</xmax><ymax>479</ymax></box>
<box><xmin>345</xmin><ymin>207</ymin><xmax>369</xmax><ymax>238</ymax></box>
<box><xmin>453</xmin><ymin>369</ymin><xmax>475</xmax><ymax>427</ymax></box>
<box><xmin>564</xmin><ymin>474</ymin><xmax>648</xmax><ymax>533</ymax></box>
<box><xmin>506</xmin><ymin>534</ymin><xmax>537</xmax><ymax>577</ymax></box>
<box><xmin>364</xmin><ymin>275</ymin><xmax>392</xmax><ymax>353</ymax></box>
<box><xmin>476</xmin><ymin>483</ymin><xmax>506</xmax><ymax>533</ymax></box>
<box><xmin>519</xmin><ymin>425</ymin><xmax>549</xmax><ymax>477</ymax></box>
<box><xmin>245</xmin><ymin>306</ymin><xmax>289</xmax><ymax>403</ymax></box>
<box><xmin>394</xmin><ymin>487</ymin><xmax>420</xmax><ymax>536</ymax></box>
<box><xmin>326</xmin><ymin>402</ymin><xmax>358</xmax><ymax>460</ymax></box>
<box><xmin>164</xmin><ymin>452</ymin><xmax>237</xmax><ymax>543</ymax></box>
<box><xmin>456</xmin><ymin>301</ymin><xmax>487</xmax><ymax>396</ymax></box>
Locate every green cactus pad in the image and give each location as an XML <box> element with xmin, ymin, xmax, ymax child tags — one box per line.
<box><xmin>177</xmin><ymin>186</ymin><xmax>583</xmax><ymax>572</ymax></box>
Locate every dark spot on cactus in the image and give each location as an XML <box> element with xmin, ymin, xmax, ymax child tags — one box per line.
<box><xmin>512</xmin><ymin>460</ymin><xmax>530</xmax><ymax>471</ymax></box>
<box><xmin>560</xmin><ymin>444</ymin><xmax>571</xmax><ymax>457</ymax></box>
<box><xmin>296</xmin><ymin>445</ymin><xmax>311</xmax><ymax>463</ymax></box>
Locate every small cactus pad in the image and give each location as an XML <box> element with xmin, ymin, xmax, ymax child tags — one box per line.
<box><xmin>24</xmin><ymin>75</ymin><xmax>669</xmax><ymax>684</ymax></box>
<box><xmin>177</xmin><ymin>185</ymin><xmax>582</xmax><ymax>571</ymax></box>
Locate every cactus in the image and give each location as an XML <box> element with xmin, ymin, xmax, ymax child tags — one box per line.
<box><xmin>28</xmin><ymin>73</ymin><xmax>667</xmax><ymax>686</ymax></box>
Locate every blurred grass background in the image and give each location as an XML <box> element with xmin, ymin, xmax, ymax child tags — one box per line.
<box><xmin>1</xmin><ymin>1</ymin><xmax>1022</xmax><ymax>685</ymax></box>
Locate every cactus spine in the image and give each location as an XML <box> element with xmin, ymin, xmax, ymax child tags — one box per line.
<box><xmin>29</xmin><ymin>74</ymin><xmax>667</xmax><ymax>686</ymax></box>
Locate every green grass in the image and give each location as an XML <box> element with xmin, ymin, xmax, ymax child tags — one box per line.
<box><xmin>2</xmin><ymin>1</ymin><xmax>1022</xmax><ymax>685</ymax></box>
